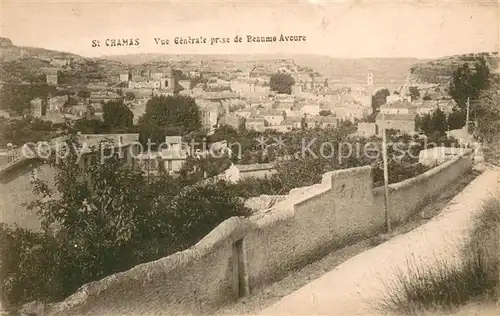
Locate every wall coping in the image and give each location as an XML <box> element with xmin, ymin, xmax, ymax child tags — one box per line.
<box><xmin>45</xmin><ymin>147</ymin><xmax>475</xmax><ymax>315</ymax></box>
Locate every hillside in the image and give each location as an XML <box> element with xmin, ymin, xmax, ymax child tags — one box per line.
<box><xmin>0</xmin><ymin>38</ymin><xmax>128</xmax><ymax>85</ymax></box>
<box><xmin>411</xmin><ymin>52</ymin><xmax>499</xmax><ymax>84</ymax></box>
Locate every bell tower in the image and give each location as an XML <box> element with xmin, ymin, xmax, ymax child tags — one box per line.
<box><xmin>367</xmin><ymin>71</ymin><xmax>374</xmax><ymax>86</ymax></box>
<box><xmin>367</xmin><ymin>71</ymin><xmax>374</xmax><ymax>107</ymax></box>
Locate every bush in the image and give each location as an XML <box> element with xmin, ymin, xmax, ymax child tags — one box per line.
<box><xmin>0</xmin><ymin>135</ymin><xmax>252</xmax><ymax>308</ymax></box>
<box><xmin>377</xmin><ymin>198</ymin><xmax>500</xmax><ymax>315</ymax></box>
<box><xmin>0</xmin><ymin>224</ymin><xmax>66</xmax><ymax>307</ymax></box>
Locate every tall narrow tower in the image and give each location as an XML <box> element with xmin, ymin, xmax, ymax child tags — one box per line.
<box><xmin>367</xmin><ymin>71</ymin><xmax>374</xmax><ymax>107</ymax></box>
<box><xmin>367</xmin><ymin>71</ymin><xmax>374</xmax><ymax>86</ymax></box>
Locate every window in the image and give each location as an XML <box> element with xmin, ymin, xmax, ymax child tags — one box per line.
<box><xmin>167</xmin><ymin>160</ymin><xmax>173</xmax><ymax>172</ymax></box>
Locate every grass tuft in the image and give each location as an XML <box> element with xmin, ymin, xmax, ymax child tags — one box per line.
<box><xmin>377</xmin><ymin>197</ymin><xmax>500</xmax><ymax>316</ymax></box>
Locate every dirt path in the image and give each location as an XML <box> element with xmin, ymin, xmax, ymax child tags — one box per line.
<box><xmin>213</xmin><ymin>169</ymin><xmax>483</xmax><ymax>315</ymax></box>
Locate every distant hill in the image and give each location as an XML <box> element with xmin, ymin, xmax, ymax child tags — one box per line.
<box><xmin>411</xmin><ymin>52</ymin><xmax>499</xmax><ymax>84</ymax></box>
<box><xmin>0</xmin><ymin>38</ymin><xmax>127</xmax><ymax>85</ymax></box>
<box><xmin>0</xmin><ymin>38</ymin><xmax>80</xmax><ymax>62</ymax></box>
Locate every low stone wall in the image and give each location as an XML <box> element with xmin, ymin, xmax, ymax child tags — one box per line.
<box><xmin>45</xmin><ymin>149</ymin><xmax>475</xmax><ymax>316</ymax></box>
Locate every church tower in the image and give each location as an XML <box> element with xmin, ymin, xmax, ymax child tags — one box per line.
<box><xmin>367</xmin><ymin>71</ymin><xmax>374</xmax><ymax>86</ymax></box>
<box><xmin>367</xmin><ymin>71</ymin><xmax>374</xmax><ymax>107</ymax></box>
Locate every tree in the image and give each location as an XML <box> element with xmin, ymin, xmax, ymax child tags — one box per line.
<box><xmin>153</xmin><ymin>181</ymin><xmax>251</xmax><ymax>249</ymax></box>
<box><xmin>409</xmin><ymin>86</ymin><xmax>420</xmax><ymax>100</ymax></box>
<box><xmin>419</xmin><ymin>114</ymin><xmax>432</xmax><ymax>135</ymax></box>
<box><xmin>103</xmin><ymin>99</ymin><xmax>133</xmax><ymax>128</ymax></box>
<box><xmin>423</xmin><ymin>95</ymin><xmax>432</xmax><ymax>100</ymax></box>
<box><xmin>430</xmin><ymin>107</ymin><xmax>447</xmax><ymax>135</ymax></box>
<box><xmin>475</xmin><ymin>82</ymin><xmax>500</xmax><ymax>143</ymax></box>
<box><xmin>3</xmin><ymin>132</ymin><xmax>251</xmax><ymax>306</ymax></box>
<box><xmin>269</xmin><ymin>73</ymin><xmax>295</xmax><ymax>94</ymax></box>
<box><xmin>450</xmin><ymin>59</ymin><xmax>490</xmax><ymax>109</ymax></box>
<box><xmin>447</xmin><ymin>109</ymin><xmax>466</xmax><ymax>130</ymax></box>
<box><xmin>141</xmin><ymin>95</ymin><xmax>201</xmax><ymax>135</ymax></box>
<box><xmin>414</xmin><ymin>114</ymin><xmax>422</xmax><ymax>132</ymax></box>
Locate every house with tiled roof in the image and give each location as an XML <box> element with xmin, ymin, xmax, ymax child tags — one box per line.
<box><xmin>376</xmin><ymin>113</ymin><xmax>415</xmax><ymax>135</ymax></box>
<box><xmin>379</xmin><ymin>100</ymin><xmax>417</xmax><ymax>115</ymax></box>
<box><xmin>263</xmin><ymin>109</ymin><xmax>285</xmax><ymax>126</ymax></box>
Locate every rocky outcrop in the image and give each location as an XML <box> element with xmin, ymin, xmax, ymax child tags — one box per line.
<box><xmin>0</xmin><ymin>37</ymin><xmax>14</xmax><ymax>47</ymax></box>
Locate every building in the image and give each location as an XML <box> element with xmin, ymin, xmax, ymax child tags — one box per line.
<box><xmin>0</xmin><ymin>133</ymin><xmax>140</xmax><ymax>230</ymax></box>
<box><xmin>48</xmin><ymin>95</ymin><xmax>69</xmax><ymax>112</ymax></box>
<box><xmin>283</xmin><ymin>116</ymin><xmax>303</xmax><ymax>130</ymax></box>
<box><xmin>50</xmin><ymin>57</ymin><xmax>69</xmax><ymax>68</ymax></box>
<box><xmin>263</xmin><ymin>110</ymin><xmax>285</xmax><ymax>126</ymax></box>
<box><xmin>221</xmin><ymin>113</ymin><xmax>244</xmax><ymax>130</ymax></box>
<box><xmin>376</xmin><ymin>113</ymin><xmax>415</xmax><ymax>135</ymax></box>
<box><xmin>42</xmin><ymin>68</ymin><xmax>59</xmax><ymax>85</ymax></box>
<box><xmin>119</xmin><ymin>72</ymin><xmax>131</xmax><ymax>82</ymax></box>
<box><xmin>134</xmin><ymin>136</ymin><xmax>190</xmax><ymax>175</ymax></box>
<box><xmin>30</xmin><ymin>98</ymin><xmax>45</xmax><ymax>117</ymax></box>
<box><xmin>245</xmin><ymin>118</ymin><xmax>266</xmax><ymax>132</ymax></box>
<box><xmin>197</xmin><ymin>99</ymin><xmax>220</xmax><ymax>133</ymax></box>
<box><xmin>356</xmin><ymin>122</ymin><xmax>378</xmax><ymax>138</ymax></box>
<box><xmin>299</xmin><ymin>103</ymin><xmax>321</xmax><ymax>117</ymax></box>
<box><xmin>89</xmin><ymin>90</ymin><xmax>121</xmax><ymax>104</ymax></box>
<box><xmin>178</xmin><ymin>80</ymin><xmax>191</xmax><ymax>90</ymax></box>
<box><xmin>418</xmin><ymin>147</ymin><xmax>467</xmax><ymax>167</ymax></box>
<box><xmin>0</xmin><ymin>109</ymin><xmax>11</xmax><ymax>119</ymax></box>
<box><xmin>306</xmin><ymin>115</ymin><xmax>339</xmax><ymax>129</ymax></box>
<box><xmin>379</xmin><ymin>100</ymin><xmax>417</xmax><ymax>115</ymax></box>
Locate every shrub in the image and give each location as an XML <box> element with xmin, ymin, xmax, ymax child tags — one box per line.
<box><xmin>377</xmin><ymin>198</ymin><xmax>500</xmax><ymax>315</ymax></box>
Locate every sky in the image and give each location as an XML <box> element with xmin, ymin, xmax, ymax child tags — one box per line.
<box><xmin>1</xmin><ymin>0</ymin><xmax>499</xmax><ymax>59</ymax></box>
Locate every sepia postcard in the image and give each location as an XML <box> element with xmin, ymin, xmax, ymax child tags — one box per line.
<box><xmin>1</xmin><ymin>1</ymin><xmax>500</xmax><ymax>315</ymax></box>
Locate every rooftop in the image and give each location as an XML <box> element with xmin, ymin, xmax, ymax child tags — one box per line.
<box><xmin>380</xmin><ymin>100</ymin><xmax>416</xmax><ymax>109</ymax></box>
<box><xmin>376</xmin><ymin>113</ymin><xmax>415</xmax><ymax>121</ymax></box>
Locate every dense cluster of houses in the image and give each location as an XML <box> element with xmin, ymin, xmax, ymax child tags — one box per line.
<box><xmin>21</xmin><ymin>59</ymin><xmax>460</xmax><ymax>180</ymax></box>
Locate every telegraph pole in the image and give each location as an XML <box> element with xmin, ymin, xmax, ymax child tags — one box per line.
<box><xmin>465</xmin><ymin>96</ymin><xmax>470</xmax><ymax>134</ymax></box>
<box><xmin>381</xmin><ymin>113</ymin><xmax>391</xmax><ymax>233</ymax></box>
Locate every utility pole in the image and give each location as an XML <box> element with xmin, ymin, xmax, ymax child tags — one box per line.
<box><xmin>465</xmin><ymin>96</ymin><xmax>470</xmax><ymax>134</ymax></box>
<box><xmin>381</xmin><ymin>113</ymin><xmax>391</xmax><ymax>233</ymax></box>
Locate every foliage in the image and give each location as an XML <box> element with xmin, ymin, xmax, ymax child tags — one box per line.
<box><xmin>231</xmin><ymin>176</ymin><xmax>284</xmax><ymax>198</ymax></box>
<box><xmin>450</xmin><ymin>59</ymin><xmax>490</xmax><ymax>108</ymax></box>
<box><xmin>378</xmin><ymin>198</ymin><xmax>500</xmax><ymax>315</ymax></box>
<box><xmin>0</xmin><ymin>117</ymin><xmax>61</xmax><ymax>146</ymax></box>
<box><xmin>179</xmin><ymin>154</ymin><xmax>233</xmax><ymax>182</ymax></box>
<box><xmin>415</xmin><ymin>108</ymin><xmax>447</xmax><ymax>136</ymax></box>
<box><xmin>102</xmin><ymin>99</ymin><xmax>133</xmax><ymax>128</ymax></box>
<box><xmin>152</xmin><ymin>181</ymin><xmax>251</xmax><ymax>249</ymax></box>
<box><xmin>1</xmin><ymin>133</ymin><xmax>251</xmax><ymax>307</ymax></box>
<box><xmin>408</xmin><ymin>86</ymin><xmax>420</xmax><ymax>100</ymax></box>
<box><xmin>475</xmin><ymin>81</ymin><xmax>500</xmax><ymax>142</ymax></box>
<box><xmin>447</xmin><ymin>109</ymin><xmax>466</xmax><ymax>131</ymax></box>
<box><xmin>269</xmin><ymin>73</ymin><xmax>295</xmax><ymax>94</ymax></box>
<box><xmin>368</xmin><ymin>88</ymin><xmax>390</xmax><ymax>121</ymax></box>
<box><xmin>140</xmin><ymin>95</ymin><xmax>201</xmax><ymax>144</ymax></box>
<box><xmin>0</xmin><ymin>82</ymin><xmax>59</xmax><ymax>114</ymax></box>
